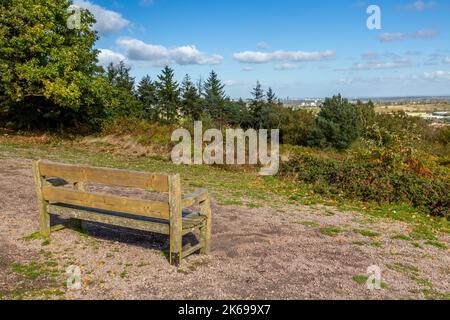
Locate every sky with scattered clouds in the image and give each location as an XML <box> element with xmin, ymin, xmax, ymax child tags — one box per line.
<box><xmin>73</xmin><ymin>0</ymin><xmax>450</xmax><ymax>98</ymax></box>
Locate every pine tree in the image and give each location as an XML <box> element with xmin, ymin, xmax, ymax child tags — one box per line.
<box><xmin>266</xmin><ymin>87</ymin><xmax>277</xmax><ymax>105</ymax></box>
<box><xmin>155</xmin><ymin>66</ymin><xmax>180</xmax><ymax>123</ymax></box>
<box><xmin>203</xmin><ymin>70</ymin><xmax>227</xmax><ymax>126</ymax></box>
<box><xmin>181</xmin><ymin>74</ymin><xmax>203</xmax><ymax>120</ymax></box>
<box><xmin>137</xmin><ymin>75</ymin><xmax>158</xmax><ymax>121</ymax></box>
<box><xmin>250</xmin><ymin>81</ymin><xmax>266</xmax><ymax>128</ymax></box>
<box><xmin>107</xmin><ymin>61</ymin><xmax>135</xmax><ymax>94</ymax></box>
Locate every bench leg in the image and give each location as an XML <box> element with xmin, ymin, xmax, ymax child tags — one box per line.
<box><xmin>169</xmin><ymin>234</ymin><xmax>182</xmax><ymax>266</ymax></box>
<box><xmin>200</xmin><ymin>197</ymin><xmax>212</xmax><ymax>255</ymax></box>
<box><xmin>39</xmin><ymin>206</ymin><xmax>51</xmax><ymax>238</ymax></box>
<box><xmin>33</xmin><ymin>161</ymin><xmax>50</xmax><ymax>238</ymax></box>
<box><xmin>71</xmin><ymin>182</ymin><xmax>86</xmax><ymax>232</ymax></box>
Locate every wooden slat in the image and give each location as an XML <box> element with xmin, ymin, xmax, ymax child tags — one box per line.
<box><xmin>48</xmin><ymin>204</ymin><xmax>170</xmax><ymax>235</ymax></box>
<box><xmin>181</xmin><ymin>243</ymin><xmax>203</xmax><ymax>259</ymax></box>
<box><xmin>42</xmin><ymin>186</ymin><xmax>170</xmax><ymax>220</ymax></box>
<box><xmin>182</xmin><ymin>189</ymin><xmax>209</xmax><ymax>207</ymax></box>
<box><xmin>38</xmin><ymin>161</ymin><xmax>169</xmax><ymax>192</ymax></box>
<box><xmin>182</xmin><ymin>212</ymin><xmax>206</xmax><ymax>229</ymax></box>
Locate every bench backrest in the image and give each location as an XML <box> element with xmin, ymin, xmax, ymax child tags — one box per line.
<box><xmin>34</xmin><ymin>160</ymin><xmax>181</xmax><ymax>221</ymax></box>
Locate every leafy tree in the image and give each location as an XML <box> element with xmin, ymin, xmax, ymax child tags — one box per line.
<box><xmin>307</xmin><ymin>94</ymin><xmax>363</xmax><ymax>150</ymax></box>
<box><xmin>0</xmin><ymin>0</ymin><xmax>100</xmax><ymax>128</ymax></box>
<box><xmin>203</xmin><ymin>70</ymin><xmax>227</xmax><ymax>126</ymax></box>
<box><xmin>155</xmin><ymin>66</ymin><xmax>180</xmax><ymax>123</ymax></box>
<box><xmin>180</xmin><ymin>74</ymin><xmax>202</xmax><ymax>120</ymax></box>
<box><xmin>137</xmin><ymin>75</ymin><xmax>158</xmax><ymax>121</ymax></box>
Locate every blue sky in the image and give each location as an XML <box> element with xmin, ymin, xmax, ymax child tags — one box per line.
<box><xmin>73</xmin><ymin>0</ymin><xmax>450</xmax><ymax>98</ymax></box>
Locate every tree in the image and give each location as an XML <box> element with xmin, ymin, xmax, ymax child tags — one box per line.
<box><xmin>104</xmin><ymin>61</ymin><xmax>140</xmax><ymax>118</ymax></box>
<box><xmin>137</xmin><ymin>75</ymin><xmax>158</xmax><ymax>121</ymax></box>
<box><xmin>250</xmin><ymin>81</ymin><xmax>265</xmax><ymax>128</ymax></box>
<box><xmin>180</xmin><ymin>74</ymin><xmax>202</xmax><ymax>120</ymax></box>
<box><xmin>106</xmin><ymin>61</ymin><xmax>135</xmax><ymax>94</ymax></box>
<box><xmin>0</xmin><ymin>0</ymin><xmax>100</xmax><ymax>129</ymax></box>
<box><xmin>155</xmin><ymin>66</ymin><xmax>180</xmax><ymax>123</ymax></box>
<box><xmin>203</xmin><ymin>70</ymin><xmax>227</xmax><ymax>126</ymax></box>
<box><xmin>266</xmin><ymin>87</ymin><xmax>277</xmax><ymax>105</ymax></box>
<box><xmin>307</xmin><ymin>94</ymin><xmax>363</xmax><ymax>150</ymax></box>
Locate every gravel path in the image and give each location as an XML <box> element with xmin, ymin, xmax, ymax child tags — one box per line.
<box><xmin>0</xmin><ymin>156</ymin><xmax>449</xmax><ymax>300</ymax></box>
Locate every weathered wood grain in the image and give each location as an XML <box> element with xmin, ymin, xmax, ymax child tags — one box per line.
<box><xmin>48</xmin><ymin>204</ymin><xmax>170</xmax><ymax>235</ymax></box>
<box><xmin>33</xmin><ymin>160</ymin><xmax>50</xmax><ymax>237</ymax></box>
<box><xmin>169</xmin><ymin>174</ymin><xmax>182</xmax><ymax>266</ymax></box>
<box><xmin>42</xmin><ymin>186</ymin><xmax>170</xmax><ymax>220</ymax></box>
<box><xmin>39</xmin><ymin>161</ymin><xmax>169</xmax><ymax>192</ymax></box>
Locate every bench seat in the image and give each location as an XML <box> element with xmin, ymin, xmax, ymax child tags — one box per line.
<box><xmin>48</xmin><ymin>203</ymin><xmax>206</xmax><ymax>235</ymax></box>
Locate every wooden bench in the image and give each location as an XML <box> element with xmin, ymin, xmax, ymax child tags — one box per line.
<box><xmin>32</xmin><ymin>160</ymin><xmax>212</xmax><ymax>265</ymax></box>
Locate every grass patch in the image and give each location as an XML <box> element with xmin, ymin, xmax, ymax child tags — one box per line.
<box><xmin>412</xmin><ymin>242</ymin><xmax>423</xmax><ymax>249</ymax></box>
<box><xmin>353</xmin><ymin>228</ymin><xmax>381</xmax><ymax>238</ymax></box>
<box><xmin>352</xmin><ymin>241</ymin><xmax>382</xmax><ymax>248</ymax></box>
<box><xmin>296</xmin><ymin>221</ymin><xmax>319</xmax><ymax>228</ymax></box>
<box><xmin>12</xmin><ymin>262</ymin><xmax>42</xmax><ymax>280</ymax></box>
<box><xmin>320</xmin><ymin>226</ymin><xmax>344</xmax><ymax>236</ymax></box>
<box><xmin>425</xmin><ymin>241</ymin><xmax>448</xmax><ymax>250</ymax></box>
<box><xmin>391</xmin><ymin>234</ymin><xmax>412</xmax><ymax>241</ymax></box>
<box><xmin>352</xmin><ymin>275</ymin><xmax>388</xmax><ymax>289</ymax></box>
<box><xmin>352</xmin><ymin>275</ymin><xmax>368</xmax><ymax>285</ymax></box>
<box><xmin>387</xmin><ymin>263</ymin><xmax>420</xmax><ymax>277</ymax></box>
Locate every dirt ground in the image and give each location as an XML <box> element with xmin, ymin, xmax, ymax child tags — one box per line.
<box><xmin>0</xmin><ymin>156</ymin><xmax>449</xmax><ymax>300</ymax></box>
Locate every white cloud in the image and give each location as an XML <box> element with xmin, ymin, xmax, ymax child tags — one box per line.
<box><xmin>402</xmin><ymin>1</ymin><xmax>436</xmax><ymax>11</ymax></box>
<box><xmin>73</xmin><ymin>0</ymin><xmax>130</xmax><ymax>35</ymax></box>
<box><xmin>97</xmin><ymin>49</ymin><xmax>126</xmax><ymax>66</ymax></box>
<box><xmin>378</xmin><ymin>33</ymin><xmax>407</xmax><ymax>42</ymax></box>
<box><xmin>241</xmin><ymin>67</ymin><xmax>254</xmax><ymax>72</ymax></box>
<box><xmin>256</xmin><ymin>42</ymin><xmax>269</xmax><ymax>49</ymax></box>
<box><xmin>411</xmin><ymin>29</ymin><xmax>438</xmax><ymax>39</ymax></box>
<box><xmin>336</xmin><ymin>58</ymin><xmax>411</xmax><ymax>71</ymax></box>
<box><xmin>443</xmin><ymin>57</ymin><xmax>450</xmax><ymax>64</ymax></box>
<box><xmin>423</xmin><ymin>71</ymin><xmax>450</xmax><ymax>80</ymax></box>
<box><xmin>275</xmin><ymin>63</ymin><xmax>298</xmax><ymax>70</ymax></box>
<box><xmin>378</xmin><ymin>30</ymin><xmax>438</xmax><ymax>42</ymax></box>
<box><xmin>116</xmin><ymin>38</ymin><xmax>223</xmax><ymax>66</ymax></box>
<box><xmin>233</xmin><ymin>49</ymin><xmax>335</xmax><ymax>64</ymax></box>
<box><xmin>224</xmin><ymin>80</ymin><xmax>245</xmax><ymax>87</ymax></box>
<box><xmin>337</xmin><ymin>78</ymin><xmax>355</xmax><ymax>85</ymax></box>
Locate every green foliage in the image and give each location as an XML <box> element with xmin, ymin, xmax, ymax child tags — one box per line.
<box><xmin>250</xmin><ymin>81</ymin><xmax>265</xmax><ymax>128</ymax></box>
<box><xmin>0</xmin><ymin>0</ymin><xmax>100</xmax><ymax>129</ymax></box>
<box><xmin>307</xmin><ymin>95</ymin><xmax>374</xmax><ymax>150</ymax></box>
<box><xmin>137</xmin><ymin>75</ymin><xmax>158</xmax><ymax>121</ymax></box>
<box><xmin>180</xmin><ymin>74</ymin><xmax>203</xmax><ymax>121</ymax></box>
<box><xmin>281</xmin><ymin>149</ymin><xmax>450</xmax><ymax>217</ymax></box>
<box><xmin>438</xmin><ymin>126</ymin><xmax>450</xmax><ymax>145</ymax></box>
<box><xmin>265</xmin><ymin>106</ymin><xmax>315</xmax><ymax>145</ymax></box>
<box><xmin>104</xmin><ymin>61</ymin><xmax>141</xmax><ymax>119</ymax></box>
<box><xmin>155</xmin><ymin>66</ymin><xmax>180</xmax><ymax>124</ymax></box>
<box><xmin>203</xmin><ymin>70</ymin><xmax>227</xmax><ymax>126</ymax></box>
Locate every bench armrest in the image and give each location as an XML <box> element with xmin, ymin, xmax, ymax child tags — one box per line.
<box><xmin>182</xmin><ymin>189</ymin><xmax>209</xmax><ymax>207</ymax></box>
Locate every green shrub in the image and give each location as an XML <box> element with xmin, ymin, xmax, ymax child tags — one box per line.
<box><xmin>280</xmin><ymin>152</ymin><xmax>450</xmax><ymax>217</ymax></box>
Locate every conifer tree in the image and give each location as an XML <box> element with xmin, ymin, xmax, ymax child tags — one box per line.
<box><xmin>203</xmin><ymin>70</ymin><xmax>227</xmax><ymax>126</ymax></box>
<box><xmin>250</xmin><ymin>81</ymin><xmax>266</xmax><ymax>128</ymax></box>
<box><xmin>137</xmin><ymin>75</ymin><xmax>158</xmax><ymax>121</ymax></box>
<box><xmin>155</xmin><ymin>66</ymin><xmax>180</xmax><ymax>123</ymax></box>
<box><xmin>181</xmin><ymin>74</ymin><xmax>203</xmax><ymax>120</ymax></box>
